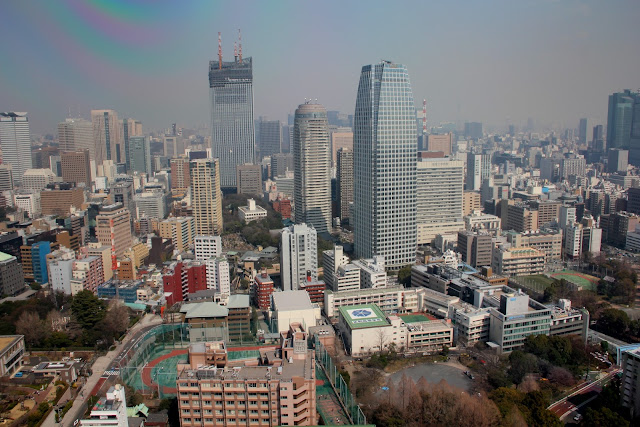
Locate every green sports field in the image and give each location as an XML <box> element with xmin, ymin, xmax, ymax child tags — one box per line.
<box><xmin>549</xmin><ymin>270</ymin><xmax>599</xmax><ymax>291</ymax></box>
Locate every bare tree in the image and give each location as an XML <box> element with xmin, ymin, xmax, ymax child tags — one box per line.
<box><xmin>375</xmin><ymin>329</ymin><xmax>388</xmax><ymax>353</ymax></box>
<box><xmin>16</xmin><ymin>311</ymin><xmax>47</xmax><ymax>347</ymax></box>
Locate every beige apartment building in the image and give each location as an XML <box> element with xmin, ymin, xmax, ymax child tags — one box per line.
<box><xmin>177</xmin><ymin>324</ymin><xmax>316</xmax><ymax>426</ymax></box>
<box><xmin>95</xmin><ymin>203</ymin><xmax>132</xmax><ymax>258</ymax></box>
<box><xmin>463</xmin><ymin>191</ymin><xmax>482</xmax><ymax>216</ymax></box>
<box><xmin>190</xmin><ymin>159</ymin><xmax>223</xmax><ymax>235</ymax></box>
<box><xmin>158</xmin><ymin>216</ymin><xmax>196</xmax><ymax>252</ymax></box>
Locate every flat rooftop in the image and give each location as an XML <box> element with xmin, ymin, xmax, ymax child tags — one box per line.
<box><xmin>339</xmin><ymin>304</ymin><xmax>389</xmax><ymax>329</ymax></box>
<box><xmin>0</xmin><ymin>336</ymin><xmax>21</xmax><ymax>352</ymax></box>
<box><xmin>272</xmin><ymin>290</ymin><xmax>313</xmax><ymax>311</ymax></box>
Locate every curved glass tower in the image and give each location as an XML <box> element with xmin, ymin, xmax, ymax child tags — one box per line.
<box><xmin>209</xmin><ymin>57</ymin><xmax>255</xmax><ymax>190</ymax></box>
<box><xmin>353</xmin><ymin>61</ymin><xmax>417</xmax><ymax>269</ymax></box>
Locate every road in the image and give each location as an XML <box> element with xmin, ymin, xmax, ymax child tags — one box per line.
<box><xmin>547</xmin><ymin>368</ymin><xmax>621</xmax><ymax>421</ymax></box>
<box><xmin>41</xmin><ymin>314</ymin><xmax>163</xmax><ymax>427</ymax></box>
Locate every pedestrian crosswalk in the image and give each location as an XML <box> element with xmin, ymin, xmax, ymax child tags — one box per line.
<box><xmin>103</xmin><ymin>369</ymin><xmax>120</xmax><ymax>377</ymax></box>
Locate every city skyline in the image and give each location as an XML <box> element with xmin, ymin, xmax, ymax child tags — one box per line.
<box><xmin>1</xmin><ymin>1</ymin><xmax>639</xmax><ymax>134</ymax></box>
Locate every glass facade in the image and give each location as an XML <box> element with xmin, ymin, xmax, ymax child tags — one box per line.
<box><xmin>353</xmin><ymin>62</ymin><xmax>417</xmax><ymax>269</ymax></box>
<box><xmin>209</xmin><ymin>58</ymin><xmax>255</xmax><ymax>189</ymax></box>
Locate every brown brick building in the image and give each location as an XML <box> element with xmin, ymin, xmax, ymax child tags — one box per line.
<box><xmin>40</xmin><ymin>183</ymin><xmax>85</xmax><ymax>216</ymax></box>
<box><xmin>61</xmin><ymin>150</ymin><xmax>91</xmax><ymax>187</ymax></box>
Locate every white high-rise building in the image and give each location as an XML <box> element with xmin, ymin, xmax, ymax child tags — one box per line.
<box><xmin>416</xmin><ymin>158</ymin><xmax>465</xmax><ymax>245</ymax></box>
<box><xmin>352</xmin><ymin>256</ymin><xmax>387</xmax><ymax>289</ymax></box>
<box><xmin>91</xmin><ymin>109</ymin><xmax>122</xmax><ymax>167</ymax></box>
<box><xmin>281</xmin><ymin>223</ymin><xmax>317</xmax><ymax>291</ymax></box>
<box><xmin>466</xmin><ymin>153</ymin><xmax>491</xmax><ymax>191</ymax></box>
<box><xmin>14</xmin><ymin>192</ymin><xmax>41</xmax><ymax>218</ymax></box>
<box><xmin>353</xmin><ymin>62</ymin><xmax>417</xmax><ymax>269</ymax></box>
<box><xmin>0</xmin><ymin>112</ymin><xmax>33</xmax><ymax>185</ymax></box>
<box><xmin>293</xmin><ymin>102</ymin><xmax>331</xmax><ymax>233</ymax></box>
<box><xmin>194</xmin><ymin>235</ymin><xmax>222</xmax><ymax>261</ymax></box>
<box><xmin>558</xmin><ymin>205</ymin><xmax>576</xmax><ymax>230</ymax></box>
<box><xmin>206</xmin><ymin>257</ymin><xmax>230</xmax><ymax>297</ymax></box>
<box><xmin>322</xmin><ymin>245</ymin><xmax>349</xmax><ymax>291</ymax></box>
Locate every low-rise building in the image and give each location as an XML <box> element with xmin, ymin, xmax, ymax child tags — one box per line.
<box><xmin>492</xmin><ymin>247</ymin><xmax>545</xmax><ymax>276</ymax></box>
<box><xmin>238</xmin><ymin>198</ymin><xmax>268</xmax><ymax>223</ymax></box>
<box><xmin>0</xmin><ymin>335</ymin><xmax>25</xmax><ymax>376</ymax></box>
<box><xmin>271</xmin><ymin>290</ymin><xmax>320</xmax><ymax>333</ymax></box>
<box><xmin>32</xmin><ymin>360</ymin><xmax>79</xmax><ymax>383</ymax></box>
<box><xmin>80</xmin><ymin>384</ymin><xmax>128</xmax><ymax>427</ymax></box>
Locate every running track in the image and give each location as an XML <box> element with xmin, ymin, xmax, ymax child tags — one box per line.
<box><xmin>141</xmin><ymin>345</ymin><xmax>278</xmax><ymax>394</ymax></box>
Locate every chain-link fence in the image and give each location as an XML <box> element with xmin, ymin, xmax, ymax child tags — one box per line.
<box><xmin>314</xmin><ymin>336</ymin><xmax>366</xmax><ymax>425</ymax></box>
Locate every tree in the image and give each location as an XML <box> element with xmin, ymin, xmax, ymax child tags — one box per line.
<box><xmin>397</xmin><ymin>265</ymin><xmax>412</xmax><ymax>286</ymax></box>
<box><xmin>547</xmin><ymin>367</ymin><xmax>575</xmax><ymax>387</ymax></box>
<box><xmin>508</xmin><ymin>350</ymin><xmax>539</xmax><ymax>384</ymax></box>
<box><xmin>583</xmin><ymin>407</ymin><xmax>629</xmax><ymax>427</ymax></box>
<box><xmin>16</xmin><ymin>311</ymin><xmax>47</xmax><ymax>347</ymax></box>
<box><xmin>99</xmin><ymin>301</ymin><xmax>130</xmax><ymax>342</ymax></box>
<box><xmin>71</xmin><ymin>290</ymin><xmax>106</xmax><ymax>330</ymax></box>
<box><xmin>597</xmin><ymin>308</ymin><xmax>630</xmax><ymax>338</ymax></box>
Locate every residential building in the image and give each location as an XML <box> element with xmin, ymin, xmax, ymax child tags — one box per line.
<box><xmin>322</xmin><ymin>246</ymin><xmax>349</xmax><ymax>291</ymax></box>
<box><xmin>176</xmin><ymin>327</ymin><xmax>317</xmax><ymax>426</ymax></box>
<box><xmin>463</xmin><ymin>191</ymin><xmax>482</xmax><ymax>216</ymax></box>
<box><xmin>206</xmin><ymin>257</ymin><xmax>230</xmax><ymax>298</ymax></box>
<box><xmin>281</xmin><ymin>224</ymin><xmax>317</xmax><ymax>291</ymax></box>
<box><xmin>336</xmin><ymin>147</ymin><xmax>353</xmax><ymax>221</ymax></box>
<box><xmin>190</xmin><ymin>158</ymin><xmax>223</xmax><ymax>235</ymax></box>
<box><xmin>194</xmin><ymin>235</ymin><xmax>222</xmax><ymax>261</ymax></box>
<box><xmin>162</xmin><ymin>261</ymin><xmax>207</xmax><ymax>306</ymax></box>
<box><xmin>135</xmin><ymin>191</ymin><xmax>166</xmax><ymax>219</ymax></box>
<box><xmin>252</xmin><ymin>271</ymin><xmax>275</xmax><ymax>310</ymax></box>
<box><xmin>293</xmin><ymin>102</ymin><xmax>331</xmax><ymax>233</ymax></box>
<box><xmin>87</xmin><ymin>243</ymin><xmax>114</xmax><ymax>282</ymax></box>
<box><xmin>236</xmin><ymin>164</ymin><xmax>262</xmax><ymax>196</ymax></box>
<box><xmin>238</xmin><ymin>198</ymin><xmax>267</xmax><ymax>223</ymax></box>
<box><xmin>353</xmin><ymin>61</ymin><xmax>417</xmax><ymax>269</ymax></box>
<box><xmin>209</xmin><ymin>54</ymin><xmax>255</xmax><ymax>190</ymax></box>
<box><xmin>0</xmin><ymin>112</ymin><xmax>33</xmax><ymax>185</ymax></box>
<box><xmin>158</xmin><ymin>216</ymin><xmax>195</xmax><ymax>252</ymax></box>
<box><xmin>95</xmin><ymin>203</ymin><xmax>132</xmax><ymax>258</ymax></box>
<box><xmin>170</xmin><ymin>156</ymin><xmax>191</xmax><ymax>192</ymax></box>
<box><xmin>620</xmin><ymin>347</ymin><xmax>640</xmax><ymax>417</ymax></box>
<box><xmin>416</xmin><ymin>158</ymin><xmax>464</xmax><ymax>244</ymax></box>
<box><xmin>48</xmin><ymin>258</ymin><xmax>74</xmax><ymax>295</ymax></box>
<box><xmin>351</xmin><ymin>257</ymin><xmax>386</xmax><ymax>289</ymax></box>
<box><xmin>72</xmin><ymin>256</ymin><xmax>104</xmax><ymax>294</ymax></box>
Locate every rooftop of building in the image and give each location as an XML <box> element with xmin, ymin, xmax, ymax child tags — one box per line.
<box><xmin>272</xmin><ymin>290</ymin><xmax>314</xmax><ymax>311</ymax></box>
<box><xmin>0</xmin><ymin>252</ymin><xmax>15</xmax><ymax>262</ymax></box>
<box><xmin>325</xmin><ymin>284</ymin><xmax>404</xmax><ymax>297</ymax></box>
<box><xmin>98</xmin><ymin>279</ymin><xmax>143</xmax><ymax>290</ymax></box>
<box><xmin>339</xmin><ymin>304</ymin><xmax>389</xmax><ymax>330</ymax></box>
<box><xmin>0</xmin><ymin>335</ymin><xmax>22</xmax><ymax>353</ymax></box>
<box><xmin>227</xmin><ymin>294</ymin><xmax>250</xmax><ymax>309</ymax></box>
<box><xmin>181</xmin><ymin>302</ymin><xmax>229</xmax><ymax>319</ymax></box>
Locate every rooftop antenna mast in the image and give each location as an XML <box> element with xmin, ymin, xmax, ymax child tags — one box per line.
<box><xmin>238</xmin><ymin>28</ymin><xmax>243</xmax><ymax>64</ymax></box>
<box><xmin>234</xmin><ymin>41</ymin><xmax>238</xmax><ymax>62</ymax></box>
<box><xmin>423</xmin><ymin>99</ymin><xmax>427</xmax><ymax>136</ymax></box>
<box><xmin>218</xmin><ymin>32</ymin><xmax>222</xmax><ymax>70</ymax></box>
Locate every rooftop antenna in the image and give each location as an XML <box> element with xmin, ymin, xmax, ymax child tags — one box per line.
<box><xmin>422</xmin><ymin>99</ymin><xmax>427</xmax><ymax>135</ymax></box>
<box><xmin>238</xmin><ymin>28</ymin><xmax>243</xmax><ymax>64</ymax></box>
<box><xmin>218</xmin><ymin>32</ymin><xmax>222</xmax><ymax>70</ymax></box>
<box><xmin>234</xmin><ymin>41</ymin><xmax>238</xmax><ymax>62</ymax></box>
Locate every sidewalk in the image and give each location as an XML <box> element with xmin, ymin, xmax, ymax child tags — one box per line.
<box><xmin>41</xmin><ymin>314</ymin><xmax>162</xmax><ymax>427</ymax></box>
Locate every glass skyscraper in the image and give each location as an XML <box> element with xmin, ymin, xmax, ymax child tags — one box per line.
<box><xmin>607</xmin><ymin>90</ymin><xmax>636</xmax><ymax>150</ymax></box>
<box><xmin>0</xmin><ymin>112</ymin><xmax>33</xmax><ymax>186</ymax></box>
<box><xmin>209</xmin><ymin>57</ymin><xmax>255</xmax><ymax>190</ymax></box>
<box><xmin>353</xmin><ymin>61</ymin><xmax>417</xmax><ymax>269</ymax></box>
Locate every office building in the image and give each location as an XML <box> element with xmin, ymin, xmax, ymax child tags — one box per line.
<box><xmin>330</xmin><ymin>129</ymin><xmax>353</xmax><ymax>167</ymax></box>
<box><xmin>40</xmin><ymin>183</ymin><xmax>84</xmax><ymax>216</ymax></box>
<box><xmin>22</xmin><ymin>169</ymin><xmax>56</xmax><ymax>191</ymax></box>
<box><xmin>457</xmin><ymin>231</ymin><xmax>492</xmax><ymax>269</ymax></box>
<box><xmin>258</xmin><ymin>119</ymin><xmax>282</xmax><ymax>159</ymax></box>
<box><xmin>176</xmin><ymin>328</ymin><xmax>317</xmax><ymax>427</ymax></box>
<box><xmin>134</xmin><ymin>191</ymin><xmax>166</xmax><ymax>219</ymax></box>
<box><xmin>560</xmin><ymin>157</ymin><xmax>586</xmax><ymax>179</ymax></box>
<box><xmin>0</xmin><ymin>165</ymin><xmax>13</xmax><ymax>192</ymax></box>
<box><xmin>506</xmin><ymin>230</ymin><xmax>563</xmax><ymax>263</ymax></box>
<box><xmin>492</xmin><ymin>247</ymin><xmax>545</xmax><ymax>277</ymax></box>
<box><xmin>464</xmin><ymin>211</ymin><xmax>502</xmax><ymax>235</ymax></box>
<box><xmin>121</xmin><ymin>118</ymin><xmax>142</xmax><ymax>171</ymax></box>
<box><xmin>163</xmin><ymin>135</ymin><xmax>184</xmax><ymax>158</ymax></box>
<box><xmin>58</xmin><ymin>118</ymin><xmax>94</xmax><ymax>155</ymax></box>
<box><xmin>194</xmin><ymin>235</ymin><xmax>222</xmax><ymax>261</ymax></box>
<box><xmin>293</xmin><ymin>102</ymin><xmax>331</xmax><ymax>233</ymax></box>
<box><xmin>270</xmin><ymin>153</ymin><xmax>293</xmax><ymax>178</ymax></box>
<box><xmin>608</xmin><ymin>149</ymin><xmax>629</xmax><ymax>173</ymax></box>
<box><xmin>209</xmin><ymin>51</ymin><xmax>255</xmax><ymax>190</ymax></box>
<box><xmin>96</xmin><ymin>203</ymin><xmax>132</xmax><ymax>258</ymax></box>
<box><xmin>578</xmin><ymin>118</ymin><xmax>588</xmax><ymax>145</ymax></box>
<box><xmin>0</xmin><ymin>112</ymin><xmax>33</xmax><ymax>185</ymax></box>
<box><xmin>158</xmin><ymin>216</ymin><xmax>195</xmax><ymax>252</ymax></box>
<box><xmin>416</xmin><ymin>158</ymin><xmax>464</xmax><ymax>244</ymax></box>
<box><xmin>271</xmin><ymin>290</ymin><xmax>319</xmax><ymax>333</ymax></box>
<box><xmin>236</xmin><ymin>164</ymin><xmax>262</xmax><ymax>196</ymax></box>
<box><xmin>620</xmin><ymin>347</ymin><xmax>640</xmax><ymax>417</ymax></box>
<box><xmin>91</xmin><ymin>109</ymin><xmax>122</xmax><ymax>166</ymax></box>
<box><xmin>629</xmin><ymin>188</ymin><xmax>640</xmax><ymax>215</ymax></box>
<box><xmin>463</xmin><ymin>191</ymin><xmax>482</xmax><ymax>216</ymax></box>
<box><xmin>352</xmin><ymin>257</ymin><xmax>387</xmax><ymax>289</ymax></box>
<box><xmin>466</xmin><ymin>153</ymin><xmax>491</xmax><ymax>191</ymax></box>
<box><xmin>464</xmin><ymin>122</ymin><xmax>483</xmax><ymax>139</ymax></box>
<box><xmin>14</xmin><ymin>193</ymin><xmax>41</xmax><ymax>218</ymax></box>
<box><xmin>505</xmin><ymin>203</ymin><xmax>539</xmax><ymax>233</ymax></box>
<box><xmin>0</xmin><ymin>252</ymin><xmax>24</xmax><ymax>297</ymax></box>
<box><xmin>238</xmin><ymin>198</ymin><xmax>267</xmax><ymax>223</ymax></box>
<box><xmin>427</xmin><ymin>133</ymin><xmax>453</xmax><ymax>155</ymax></box>
<box><xmin>281</xmin><ymin>223</ymin><xmax>317</xmax><ymax>291</ymax></box>
<box><xmin>322</xmin><ymin>245</ymin><xmax>349</xmax><ymax>292</ymax></box>
<box><xmin>0</xmin><ymin>335</ymin><xmax>25</xmax><ymax>377</ymax></box>
<box><xmin>61</xmin><ymin>150</ymin><xmax>91</xmax><ymax>187</ymax></box>
<box><xmin>170</xmin><ymin>156</ymin><xmax>191</xmax><ymax>192</ymax></box>
<box><xmin>489</xmin><ymin>292</ymin><xmax>551</xmax><ymax>354</ymax></box>
<box><xmin>190</xmin><ymin>158</ymin><xmax>224</xmax><ymax>235</ymax></box>
<box><xmin>592</xmin><ymin>124</ymin><xmax>605</xmax><ymax>150</ymax></box>
<box><xmin>607</xmin><ymin>90</ymin><xmax>637</xmax><ymax>150</ymax></box>
<box><xmin>128</xmin><ymin>136</ymin><xmax>151</xmax><ymax>175</ymax></box>
<box><xmin>353</xmin><ymin>61</ymin><xmax>417</xmax><ymax>269</ymax></box>
<box><xmin>336</xmin><ymin>147</ymin><xmax>353</xmax><ymax>221</ymax></box>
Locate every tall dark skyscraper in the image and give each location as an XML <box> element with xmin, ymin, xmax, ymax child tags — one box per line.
<box><xmin>209</xmin><ymin>41</ymin><xmax>255</xmax><ymax>191</ymax></box>
<box><xmin>592</xmin><ymin>125</ymin><xmax>604</xmax><ymax>150</ymax></box>
<box><xmin>257</xmin><ymin>119</ymin><xmax>282</xmax><ymax>159</ymax></box>
<box><xmin>353</xmin><ymin>61</ymin><xmax>417</xmax><ymax>269</ymax></box>
<box><xmin>607</xmin><ymin>90</ymin><xmax>636</xmax><ymax>150</ymax></box>
<box><xmin>464</xmin><ymin>122</ymin><xmax>483</xmax><ymax>140</ymax></box>
<box><xmin>578</xmin><ymin>118</ymin><xmax>588</xmax><ymax>145</ymax></box>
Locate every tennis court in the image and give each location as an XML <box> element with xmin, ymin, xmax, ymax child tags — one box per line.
<box><xmin>316</xmin><ymin>366</ymin><xmax>350</xmax><ymax>425</ymax></box>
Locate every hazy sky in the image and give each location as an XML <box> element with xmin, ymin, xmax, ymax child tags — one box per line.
<box><xmin>1</xmin><ymin>0</ymin><xmax>639</xmax><ymax>135</ymax></box>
